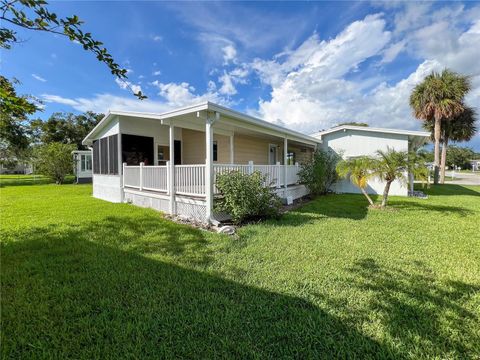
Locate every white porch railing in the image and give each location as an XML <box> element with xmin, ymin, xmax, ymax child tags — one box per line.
<box><xmin>123</xmin><ymin>162</ymin><xmax>301</xmax><ymax>197</ymax></box>
<box><xmin>143</xmin><ymin>165</ymin><xmax>168</xmax><ymax>192</ymax></box>
<box><xmin>175</xmin><ymin>165</ymin><xmax>206</xmax><ymax>196</ymax></box>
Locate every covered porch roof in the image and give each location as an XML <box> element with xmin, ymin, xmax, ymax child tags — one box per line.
<box><xmin>83</xmin><ymin>101</ymin><xmax>321</xmax><ymax>148</ymax></box>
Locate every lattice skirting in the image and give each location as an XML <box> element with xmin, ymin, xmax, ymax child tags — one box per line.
<box><xmin>124</xmin><ymin>185</ymin><xmax>309</xmax><ymax>223</ymax></box>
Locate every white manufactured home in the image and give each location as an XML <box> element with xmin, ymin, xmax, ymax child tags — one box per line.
<box><xmin>83</xmin><ymin>102</ymin><xmax>319</xmax><ymax>223</ymax></box>
<box><xmin>72</xmin><ymin>150</ymin><xmax>93</xmax><ymax>183</ymax></box>
<box><xmin>312</xmin><ymin>125</ymin><xmax>430</xmax><ymax>196</ymax></box>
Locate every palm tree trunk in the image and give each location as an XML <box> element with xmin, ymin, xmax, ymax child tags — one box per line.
<box><xmin>381</xmin><ymin>181</ymin><xmax>392</xmax><ymax>207</ymax></box>
<box><xmin>440</xmin><ymin>137</ymin><xmax>448</xmax><ymax>184</ymax></box>
<box><xmin>360</xmin><ymin>188</ymin><xmax>375</xmax><ymax>206</ymax></box>
<box><xmin>433</xmin><ymin>115</ymin><xmax>441</xmax><ymax>184</ymax></box>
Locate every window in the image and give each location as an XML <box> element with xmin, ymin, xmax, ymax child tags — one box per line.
<box><xmin>93</xmin><ymin>140</ymin><xmax>100</xmax><ymax>173</ymax></box>
<box><xmin>92</xmin><ymin>134</ymin><xmax>119</xmax><ymax>175</ymax></box>
<box><xmin>213</xmin><ymin>141</ymin><xmax>218</xmax><ymax>162</ymax></box>
<box><xmin>157</xmin><ymin>145</ymin><xmax>169</xmax><ymax>165</ymax></box>
<box><xmin>122</xmin><ymin>134</ymin><xmax>154</xmax><ymax>166</ymax></box>
<box><xmin>287</xmin><ymin>151</ymin><xmax>296</xmax><ymax>165</ymax></box>
<box><xmin>80</xmin><ymin>155</ymin><xmax>92</xmax><ymax>172</ymax></box>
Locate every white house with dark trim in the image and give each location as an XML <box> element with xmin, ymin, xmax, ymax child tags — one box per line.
<box><xmin>83</xmin><ymin>102</ymin><xmax>319</xmax><ymax>223</ymax></box>
<box><xmin>312</xmin><ymin>125</ymin><xmax>430</xmax><ymax>196</ymax></box>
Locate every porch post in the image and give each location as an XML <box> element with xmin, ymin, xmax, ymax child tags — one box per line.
<box><xmin>230</xmin><ymin>134</ymin><xmax>234</xmax><ymax>164</ymax></box>
<box><xmin>284</xmin><ymin>136</ymin><xmax>288</xmax><ymax>196</ymax></box>
<box><xmin>205</xmin><ymin>114</ymin><xmax>214</xmax><ymax>222</ymax></box>
<box><xmin>169</xmin><ymin>124</ymin><xmax>176</xmax><ymax>215</ymax></box>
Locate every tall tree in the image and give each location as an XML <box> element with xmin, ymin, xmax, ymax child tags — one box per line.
<box><xmin>0</xmin><ymin>76</ymin><xmax>38</xmax><ymax>164</ymax></box>
<box><xmin>29</xmin><ymin>112</ymin><xmax>103</xmax><ymax>149</ymax></box>
<box><xmin>424</xmin><ymin>107</ymin><xmax>477</xmax><ymax>182</ymax></box>
<box><xmin>409</xmin><ymin>69</ymin><xmax>471</xmax><ymax>184</ymax></box>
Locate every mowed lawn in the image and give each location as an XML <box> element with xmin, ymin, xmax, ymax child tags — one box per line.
<box><xmin>1</xmin><ymin>182</ymin><xmax>479</xmax><ymax>359</ymax></box>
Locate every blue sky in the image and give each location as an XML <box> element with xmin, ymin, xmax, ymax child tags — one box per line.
<box><xmin>3</xmin><ymin>1</ymin><xmax>480</xmax><ymax>150</ymax></box>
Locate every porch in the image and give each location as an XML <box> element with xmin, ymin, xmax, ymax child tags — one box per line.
<box><xmin>122</xmin><ymin>162</ymin><xmax>308</xmax><ymax>222</ymax></box>
<box><xmin>84</xmin><ymin>102</ymin><xmax>320</xmax><ymax>223</ymax></box>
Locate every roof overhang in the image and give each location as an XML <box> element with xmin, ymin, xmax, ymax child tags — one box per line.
<box><xmin>311</xmin><ymin>125</ymin><xmax>431</xmax><ymax>139</ymax></box>
<box><xmin>82</xmin><ymin>101</ymin><xmax>321</xmax><ymax>146</ymax></box>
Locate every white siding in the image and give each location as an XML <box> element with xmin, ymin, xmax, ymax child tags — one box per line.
<box><xmin>321</xmin><ymin>129</ymin><xmax>409</xmax><ymax>196</ymax></box>
<box><xmin>97</xmin><ymin>117</ymin><xmax>120</xmax><ymax>139</ymax></box>
<box><xmin>92</xmin><ymin>175</ymin><xmax>122</xmax><ymax>202</ymax></box>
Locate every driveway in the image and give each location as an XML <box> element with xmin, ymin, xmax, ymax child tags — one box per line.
<box><xmin>445</xmin><ymin>171</ymin><xmax>480</xmax><ymax>185</ymax></box>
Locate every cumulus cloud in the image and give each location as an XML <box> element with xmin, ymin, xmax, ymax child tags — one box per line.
<box><xmin>150</xmin><ymin>80</ymin><xmax>229</xmax><ymax>106</ymax></box>
<box><xmin>218</xmin><ymin>72</ymin><xmax>236</xmax><ymax>95</ymax></box>
<box><xmin>222</xmin><ymin>44</ymin><xmax>237</xmax><ymax>64</ymax></box>
<box><xmin>252</xmin><ymin>9</ymin><xmax>480</xmax><ymax>134</ymax></box>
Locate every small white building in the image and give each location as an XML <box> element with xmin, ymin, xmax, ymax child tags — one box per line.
<box><xmin>312</xmin><ymin>125</ymin><xmax>430</xmax><ymax>196</ymax></box>
<box><xmin>72</xmin><ymin>150</ymin><xmax>93</xmax><ymax>183</ymax></box>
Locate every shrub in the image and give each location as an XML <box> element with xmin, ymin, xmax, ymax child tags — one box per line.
<box><xmin>214</xmin><ymin>171</ymin><xmax>282</xmax><ymax>224</ymax></box>
<box><xmin>33</xmin><ymin>142</ymin><xmax>75</xmax><ymax>184</ymax></box>
<box><xmin>298</xmin><ymin>149</ymin><xmax>339</xmax><ymax>196</ymax></box>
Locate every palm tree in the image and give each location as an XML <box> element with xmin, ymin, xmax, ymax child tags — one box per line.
<box><xmin>409</xmin><ymin>69</ymin><xmax>471</xmax><ymax>184</ymax></box>
<box><xmin>424</xmin><ymin>107</ymin><xmax>477</xmax><ymax>183</ymax></box>
<box><xmin>336</xmin><ymin>157</ymin><xmax>375</xmax><ymax>206</ymax></box>
<box><xmin>372</xmin><ymin>148</ymin><xmax>429</xmax><ymax>208</ymax></box>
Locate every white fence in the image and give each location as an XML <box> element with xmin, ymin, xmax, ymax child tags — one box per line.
<box><xmin>123</xmin><ymin>162</ymin><xmax>301</xmax><ymax>197</ymax></box>
<box><xmin>175</xmin><ymin>165</ymin><xmax>206</xmax><ymax>196</ymax></box>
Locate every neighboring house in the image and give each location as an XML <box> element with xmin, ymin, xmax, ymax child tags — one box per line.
<box><xmin>0</xmin><ymin>161</ymin><xmax>33</xmax><ymax>175</ymax></box>
<box><xmin>82</xmin><ymin>102</ymin><xmax>319</xmax><ymax>223</ymax></box>
<box><xmin>470</xmin><ymin>159</ymin><xmax>480</xmax><ymax>171</ymax></box>
<box><xmin>312</xmin><ymin>125</ymin><xmax>430</xmax><ymax>196</ymax></box>
<box><xmin>72</xmin><ymin>150</ymin><xmax>93</xmax><ymax>183</ymax></box>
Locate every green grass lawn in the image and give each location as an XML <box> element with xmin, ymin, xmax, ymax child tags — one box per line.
<box><xmin>0</xmin><ymin>174</ymin><xmax>75</xmax><ymax>187</ymax></box>
<box><xmin>1</xmin><ymin>183</ymin><xmax>479</xmax><ymax>359</ymax></box>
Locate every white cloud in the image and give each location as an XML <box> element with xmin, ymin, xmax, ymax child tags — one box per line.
<box><xmin>152</xmin><ymin>35</ymin><xmax>163</xmax><ymax>42</ymax></box>
<box><xmin>151</xmin><ymin>80</ymin><xmax>229</xmax><ymax>106</ymax></box>
<box><xmin>32</xmin><ymin>74</ymin><xmax>47</xmax><ymax>82</ymax></box>
<box><xmin>381</xmin><ymin>40</ymin><xmax>406</xmax><ymax>64</ymax></box>
<box><xmin>152</xmin><ymin>70</ymin><xmax>161</xmax><ymax>76</ymax></box>
<box><xmin>115</xmin><ymin>78</ymin><xmax>142</xmax><ymax>94</ymax></box>
<box><xmin>252</xmin><ymin>9</ymin><xmax>480</xmax><ymax>135</ymax></box>
<box><xmin>42</xmin><ymin>93</ymin><xmax>172</xmax><ymax>113</ymax></box>
<box><xmin>218</xmin><ymin>72</ymin><xmax>236</xmax><ymax>95</ymax></box>
<box><xmin>222</xmin><ymin>44</ymin><xmax>237</xmax><ymax>64</ymax></box>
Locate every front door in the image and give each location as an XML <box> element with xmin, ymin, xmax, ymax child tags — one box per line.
<box><xmin>174</xmin><ymin>140</ymin><xmax>182</xmax><ymax>165</ymax></box>
<box><xmin>269</xmin><ymin>144</ymin><xmax>278</xmax><ymax>165</ymax></box>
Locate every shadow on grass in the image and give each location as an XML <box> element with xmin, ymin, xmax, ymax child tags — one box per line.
<box><xmin>1</xmin><ymin>222</ymin><xmax>396</xmax><ymax>359</ymax></box>
<box><xmin>345</xmin><ymin>258</ymin><xmax>479</xmax><ymax>357</ymax></box>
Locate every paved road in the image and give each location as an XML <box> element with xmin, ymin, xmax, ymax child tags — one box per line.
<box><xmin>445</xmin><ymin>171</ymin><xmax>480</xmax><ymax>185</ymax></box>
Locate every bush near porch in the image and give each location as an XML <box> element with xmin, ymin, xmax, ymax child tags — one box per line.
<box><xmin>1</xmin><ymin>183</ymin><xmax>479</xmax><ymax>358</ymax></box>
<box><xmin>214</xmin><ymin>170</ymin><xmax>282</xmax><ymax>224</ymax></box>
